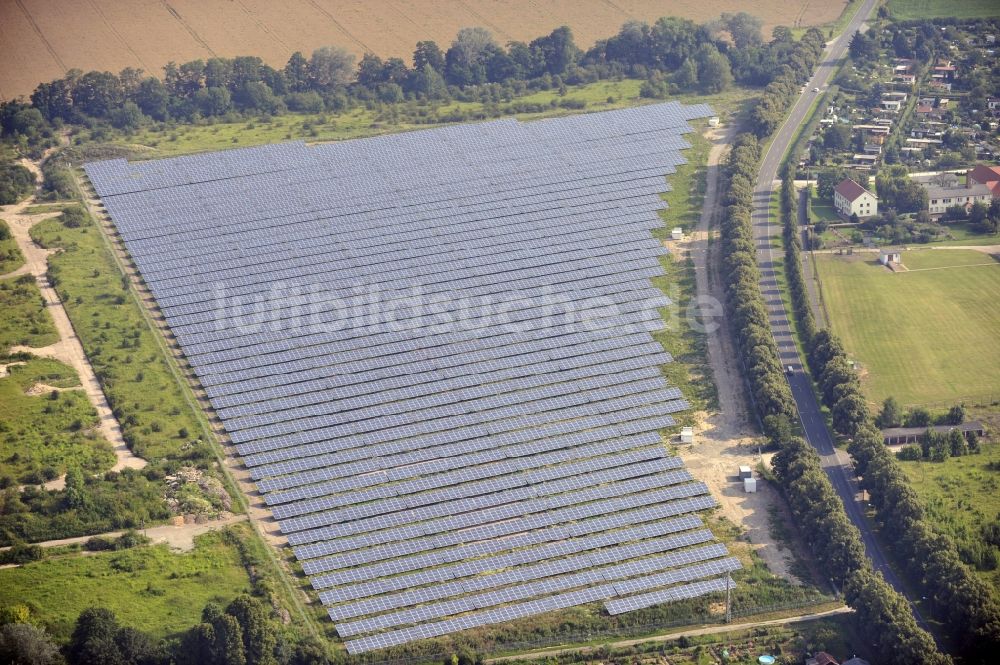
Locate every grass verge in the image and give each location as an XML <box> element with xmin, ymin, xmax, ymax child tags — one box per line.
<box><xmin>0</xmin><ymin>219</ymin><xmax>24</xmax><ymax>274</ymax></box>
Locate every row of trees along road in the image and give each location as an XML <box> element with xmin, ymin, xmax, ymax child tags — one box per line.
<box><xmin>780</xmin><ymin>164</ymin><xmax>1000</xmax><ymax>661</ymax></box>
<box><xmin>719</xmin><ymin>142</ymin><xmax>944</xmax><ymax>663</ymax></box>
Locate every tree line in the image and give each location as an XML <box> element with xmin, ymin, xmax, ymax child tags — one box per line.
<box><xmin>720</xmin><ymin>142</ymin><xmax>945</xmax><ymax>663</ymax></box>
<box><xmin>0</xmin><ymin>594</ymin><xmax>332</xmax><ymax>665</ymax></box>
<box><xmin>4</xmin><ymin>15</ymin><xmax>828</xmax><ymax>140</ymax></box>
<box><xmin>780</xmin><ymin>158</ymin><xmax>1000</xmax><ymax>661</ymax></box>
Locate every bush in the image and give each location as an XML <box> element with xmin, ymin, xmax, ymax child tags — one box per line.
<box><xmin>0</xmin><ymin>543</ymin><xmax>44</xmax><ymax>565</ymax></box>
<box><xmin>0</xmin><ymin>162</ymin><xmax>35</xmax><ymax>205</ymax></box>
<box><xmin>895</xmin><ymin>445</ymin><xmax>922</xmax><ymax>461</ymax></box>
<box><xmin>84</xmin><ymin>536</ymin><xmax>115</xmax><ymax>551</ymax></box>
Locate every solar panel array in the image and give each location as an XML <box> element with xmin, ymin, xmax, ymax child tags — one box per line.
<box><xmin>85</xmin><ymin>102</ymin><xmax>740</xmax><ymax>653</ymax></box>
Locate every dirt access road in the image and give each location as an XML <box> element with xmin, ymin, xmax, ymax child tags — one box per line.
<box><xmin>1</xmin><ymin>155</ymin><xmax>145</xmax><ymax>476</ymax></box>
<box><xmin>0</xmin><ymin>513</ymin><xmax>248</xmax><ymax>555</ymax></box>
<box><xmin>487</xmin><ymin>605</ymin><xmax>852</xmax><ymax>662</ymax></box>
<box><xmin>667</xmin><ymin>125</ymin><xmax>799</xmax><ymax>582</ymax></box>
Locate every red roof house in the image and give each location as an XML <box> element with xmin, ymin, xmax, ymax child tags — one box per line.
<box><xmin>967</xmin><ymin>165</ymin><xmax>1000</xmax><ymax>195</ymax></box>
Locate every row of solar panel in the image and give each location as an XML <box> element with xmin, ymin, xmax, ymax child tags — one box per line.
<box><xmin>262</xmin><ymin>427</ymin><xmax>666</xmax><ymax>503</ymax></box>
<box><xmin>98</xmin><ymin>159</ymin><xmax>680</xmax><ymax>248</ymax></box>
<box><xmin>325</xmin><ymin>517</ymin><xmax>707</xmax><ymax>619</ymax></box>
<box><xmin>106</xmin><ymin>163</ymin><xmax>678</xmax><ymax>251</ymax></box>
<box><xmin>343</xmin><ymin>574</ymin><xmax>732</xmax><ymax>654</ymax></box>
<box><xmin>253</xmin><ymin>415</ymin><xmax>670</xmax><ymax>494</ymax></box>
<box><xmin>337</xmin><ymin>544</ymin><xmax>733</xmax><ymax>637</ymax></box>
<box><xmin>223</xmin><ymin>366</ymin><xmax>669</xmax><ymax>442</ymax></box>
<box><xmin>193</xmin><ymin>307</ymin><xmax>666</xmax><ymax>403</ymax></box>
<box><xmin>168</xmin><ymin>257</ymin><xmax>669</xmax><ymax>359</ymax></box>
<box><xmin>269</xmin><ymin>444</ymin><xmax>675</xmax><ymax>521</ymax></box>
<box><xmin>217</xmin><ymin>341</ymin><xmax>667</xmax><ymax>423</ymax></box>
<box><xmin>149</xmin><ymin>211</ymin><xmax>669</xmax><ymax>317</ymax></box>
<box><xmin>310</xmin><ymin>493</ymin><xmax>704</xmax><ymax>595</ymax></box>
<box><xmin>311</xmin><ymin>499</ymin><xmax>714</xmax><ymax>603</ymax></box>
<box><xmin>200</xmin><ymin>302</ymin><xmax>665</xmax><ymax>400</ymax></box>
<box><xmin>86</xmin><ymin>106</ymin><xmax>705</xmax><ymax>197</ymax></box>
<box><xmin>245</xmin><ymin>403</ymin><xmax>677</xmax><ymax>479</ymax></box>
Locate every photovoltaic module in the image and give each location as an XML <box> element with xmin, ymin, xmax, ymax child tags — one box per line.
<box><xmin>85</xmin><ymin>102</ymin><xmax>740</xmax><ymax>653</ymax></box>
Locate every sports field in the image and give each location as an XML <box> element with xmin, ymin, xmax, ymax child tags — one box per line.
<box><xmin>888</xmin><ymin>0</ymin><xmax>1000</xmax><ymax>19</ymax></box>
<box><xmin>813</xmin><ymin>249</ymin><xmax>1000</xmax><ymax>407</ymax></box>
<box><xmin>0</xmin><ymin>0</ymin><xmax>848</xmax><ymax>100</ymax></box>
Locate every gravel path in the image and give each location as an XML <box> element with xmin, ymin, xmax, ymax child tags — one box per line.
<box><xmin>1</xmin><ymin>156</ymin><xmax>145</xmax><ymax>473</ymax></box>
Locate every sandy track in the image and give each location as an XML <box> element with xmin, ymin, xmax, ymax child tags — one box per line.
<box><xmin>671</xmin><ymin>125</ymin><xmax>800</xmax><ymax>582</ymax></box>
<box><xmin>2</xmin><ymin>158</ymin><xmax>146</xmax><ymax>473</ymax></box>
<box><xmin>0</xmin><ymin>513</ymin><xmax>248</xmax><ymax>554</ymax></box>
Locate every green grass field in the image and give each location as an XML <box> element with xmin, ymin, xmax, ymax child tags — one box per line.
<box><xmin>0</xmin><ymin>356</ymin><xmax>114</xmax><ymax>483</ymax></box>
<box><xmin>814</xmin><ymin>249</ymin><xmax>1000</xmax><ymax>407</ymax></box>
<box><xmin>0</xmin><ymin>526</ymin><xmax>254</xmax><ymax>640</ymax></box>
<box><xmin>29</xmin><ymin>210</ymin><xmax>204</xmax><ymax>461</ymax></box>
<box><xmin>809</xmin><ymin>193</ymin><xmax>842</xmax><ymax>223</ymax></box>
<box><xmin>897</xmin><ymin>441</ymin><xmax>1000</xmax><ymax>587</ymax></box>
<box><xmin>0</xmin><ymin>220</ymin><xmax>24</xmax><ymax>275</ymax></box>
<box><xmin>889</xmin><ymin>0</ymin><xmax>1000</xmax><ymax>19</ymax></box>
<box><xmin>0</xmin><ymin>274</ymin><xmax>58</xmax><ymax>349</ymax></box>
<box><xmin>108</xmin><ymin>82</ymin><xmax>753</xmax><ymax>159</ymax></box>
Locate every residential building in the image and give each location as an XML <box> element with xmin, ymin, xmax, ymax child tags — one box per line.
<box><xmin>925</xmin><ymin>176</ymin><xmax>995</xmax><ymax>216</ymax></box>
<box><xmin>834</xmin><ymin>179</ymin><xmax>878</xmax><ymax>218</ymax></box>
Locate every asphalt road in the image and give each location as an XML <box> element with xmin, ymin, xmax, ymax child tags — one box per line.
<box><xmin>750</xmin><ymin>0</ymin><xmax>931</xmax><ymax>631</ymax></box>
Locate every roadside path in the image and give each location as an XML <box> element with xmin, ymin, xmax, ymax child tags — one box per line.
<box><xmin>1</xmin><ymin>156</ymin><xmax>145</xmax><ymax>473</ymax></box>
<box><xmin>671</xmin><ymin>124</ymin><xmax>801</xmax><ymax>582</ymax></box>
<box><xmin>488</xmin><ymin>605</ymin><xmax>852</xmax><ymax>662</ymax></box>
<box><xmin>0</xmin><ymin>513</ymin><xmax>248</xmax><ymax>556</ymax></box>
<box><xmin>750</xmin><ymin>0</ymin><xmax>931</xmax><ymax>633</ymax></box>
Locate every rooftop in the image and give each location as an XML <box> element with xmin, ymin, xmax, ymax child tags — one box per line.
<box><xmin>835</xmin><ymin>178</ymin><xmax>875</xmax><ymax>202</ymax></box>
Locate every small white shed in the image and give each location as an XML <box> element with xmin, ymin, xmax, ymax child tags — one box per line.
<box><xmin>738</xmin><ymin>465</ymin><xmax>752</xmax><ymax>480</ymax></box>
<box><xmin>744</xmin><ymin>477</ymin><xmax>757</xmax><ymax>493</ymax></box>
<box><xmin>879</xmin><ymin>249</ymin><xmax>901</xmax><ymax>265</ymax></box>
<box><xmin>670</xmin><ymin>227</ymin><xmax>683</xmax><ymax>241</ymax></box>
<box><xmin>708</xmin><ymin>116</ymin><xmax>720</xmax><ymax>127</ymax></box>
<box><xmin>679</xmin><ymin>427</ymin><xmax>694</xmax><ymax>444</ymax></box>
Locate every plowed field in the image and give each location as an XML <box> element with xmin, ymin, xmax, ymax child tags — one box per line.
<box><xmin>0</xmin><ymin>0</ymin><xmax>846</xmax><ymax>99</ymax></box>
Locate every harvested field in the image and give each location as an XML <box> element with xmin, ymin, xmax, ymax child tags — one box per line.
<box><xmin>0</xmin><ymin>0</ymin><xmax>848</xmax><ymax>100</ymax></box>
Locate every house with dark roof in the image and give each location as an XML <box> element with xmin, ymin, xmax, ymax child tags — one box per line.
<box><xmin>833</xmin><ymin>179</ymin><xmax>878</xmax><ymax>219</ymax></box>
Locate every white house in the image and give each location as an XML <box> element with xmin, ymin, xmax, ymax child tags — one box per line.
<box><xmin>879</xmin><ymin>249</ymin><xmax>901</xmax><ymax>265</ymax></box>
<box><xmin>834</xmin><ymin>179</ymin><xmax>878</xmax><ymax>218</ymax></box>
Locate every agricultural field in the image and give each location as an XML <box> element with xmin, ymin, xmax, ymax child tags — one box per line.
<box><xmin>0</xmin><ymin>526</ymin><xmax>254</xmax><ymax>640</ymax></box>
<box><xmin>0</xmin><ymin>0</ymin><xmax>848</xmax><ymax>100</ymax></box>
<box><xmin>888</xmin><ymin>0</ymin><xmax>1000</xmax><ymax>19</ymax></box>
<box><xmin>813</xmin><ymin>249</ymin><xmax>1000</xmax><ymax>407</ymax></box>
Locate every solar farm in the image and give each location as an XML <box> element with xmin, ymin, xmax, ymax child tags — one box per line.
<box><xmin>84</xmin><ymin>102</ymin><xmax>739</xmax><ymax>654</ymax></box>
